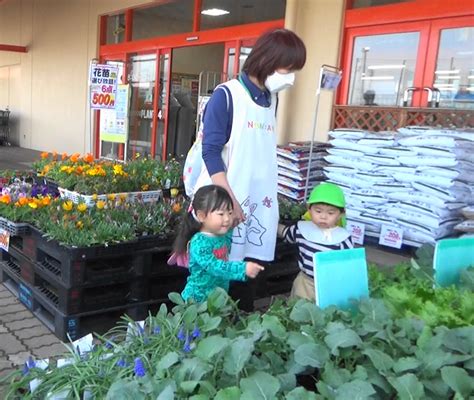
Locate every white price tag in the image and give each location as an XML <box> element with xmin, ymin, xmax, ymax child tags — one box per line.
<box><xmin>346</xmin><ymin>221</ymin><xmax>365</xmax><ymax>245</ymax></box>
<box><xmin>379</xmin><ymin>225</ymin><xmax>404</xmax><ymax>249</ymax></box>
<box><xmin>0</xmin><ymin>228</ymin><xmax>10</xmax><ymax>252</ymax></box>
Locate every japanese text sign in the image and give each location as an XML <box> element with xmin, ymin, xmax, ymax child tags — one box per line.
<box><xmin>89</xmin><ymin>64</ymin><xmax>119</xmax><ymax>109</ymax></box>
<box><xmin>379</xmin><ymin>225</ymin><xmax>403</xmax><ymax>249</ymax></box>
<box><xmin>346</xmin><ymin>220</ymin><xmax>365</xmax><ymax>245</ymax></box>
<box><xmin>0</xmin><ymin>228</ymin><xmax>10</xmax><ymax>252</ymax></box>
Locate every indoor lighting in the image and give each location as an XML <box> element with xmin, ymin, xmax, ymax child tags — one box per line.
<box><xmin>433</xmin><ymin>83</ymin><xmax>454</xmax><ymax>88</ymax></box>
<box><xmin>435</xmin><ymin>69</ymin><xmax>460</xmax><ymax>74</ymax></box>
<box><xmin>201</xmin><ymin>8</ymin><xmax>229</xmax><ymax>16</ymax></box>
<box><xmin>367</xmin><ymin>65</ymin><xmax>405</xmax><ymax>70</ymax></box>
<box><xmin>361</xmin><ymin>76</ymin><xmax>394</xmax><ymax>80</ymax></box>
<box><xmin>468</xmin><ymin>75</ymin><xmax>474</xmax><ymax>79</ymax></box>
<box><xmin>436</xmin><ymin>76</ymin><xmax>461</xmax><ymax>80</ymax></box>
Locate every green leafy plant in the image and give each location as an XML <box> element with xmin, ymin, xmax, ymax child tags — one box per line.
<box><xmin>279</xmin><ymin>196</ymin><xmax>306</xmax><ymax>222</ymax></box>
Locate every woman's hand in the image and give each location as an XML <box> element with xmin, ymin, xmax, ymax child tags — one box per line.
<box><xmin>245</xmin><ymin>261</ymin><xmax>265</xmax><ymax>278</ymax></box>
<box><xmin>231</xmin><ymin>197</ymin><xmax>245</xmax><ymax>228</ymax></box>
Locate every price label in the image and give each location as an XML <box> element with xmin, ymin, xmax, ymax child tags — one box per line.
<box><xmin>379</xmin><ymin>225</ymin><xmax>403</xmax><ymax>249</ymax></box>
<box><xmin>346</xmin><ymin>220</ymin><xmax>365</xmax><ymax>245</ymax></box>
<box><xmin>0</xmin><ymin>227</ymin><xmax>10</xmax><ymax>252</ymax></box>
<box><xmin>89</xmin><ymin>64</ymin><xmax>119</xmax><ymax>110</ymax></box>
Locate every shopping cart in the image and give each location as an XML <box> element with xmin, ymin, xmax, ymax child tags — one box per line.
<box><xmin>0</xmin><ymin>109</ymin><xmax>11</xmax><ymax>146</ymax></box>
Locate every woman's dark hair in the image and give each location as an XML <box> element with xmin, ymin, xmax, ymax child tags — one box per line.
<box><xmin>173</xmin><ymin>185</ymin><xmax>234</xmax><ymax>253</ymax></box>
<box><xmin>242</xmin><ymin>28</ymin><xmax>306</xmax><ymax>85</ymax></box>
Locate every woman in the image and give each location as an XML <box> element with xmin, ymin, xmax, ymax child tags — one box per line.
<box><xmin>190</xmin><ymin>29</ymin><xmax>306</xmax><ymax>308</ymax></box>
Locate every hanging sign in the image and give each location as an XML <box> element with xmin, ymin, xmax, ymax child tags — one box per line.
<box><xmin>346</xmin><ymin>220</ymin><xmax>365</xmax><ymax>245</ymax></box>
<box><xmin>0</xmin><ymin>227</ymin><xmax>10</xmax><ymax>252</ymax></box>
<box><xmin>89</xmin><ymin>64</ymin><xmax>119</xmax><ymax>109</ymax></box>
<box><xmin>99</xmin><ymin>84</ymin><xmax>131</xmax><ymax>144</ymax></box>
<box><xmin>379</xmin><ymin>225</ymin><xmax>403</xmax><ymax>249</ymax></box>
<box><xmin>320</xmin><ymin>68</ymin><xmax>342</xmax><ymax>91</ymax></box>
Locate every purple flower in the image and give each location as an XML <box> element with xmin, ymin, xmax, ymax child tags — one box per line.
<box><xmin>183</xmin><ymin>339</ymin><xmax>191</xmax><ymax>353</ymax></box>
<box><xmin>31</xmin><ymin>185</ymin><xmax>39</xmax><ymax>198</ymax></box>
<box><xmin>177</xmin><ymin>327</ymin><xmax>186</xmax><ymax>341</ymax></box>
<box><xmin>41</xmin><ymin>185</ymin><xmax>49</xmax><ymax>196</ymax></box>
<box><xmin>153</xmin><ymin>325</ymin><xmax>161</xmax><ymax>335</ymax></box>
<box><xmin>116</xmin><ymin>358</ymin><xmax>127</xmax><ymax>368</ymax></box>
<box><xmin>191</xmin><ymin>326</ymin><xmax>201</xmax><ymax>339</ymax></box>
<box><xmin>105</xmin><ymin>340</ymin><xmax>114</xmax><ymax>350</ymax></box>
<box><xmin>22</xmin><ymin>363</ymin><xmax>29</xmax><ymax>376</ymax></box>
<box><xmin>26</xmin><ymin>356</ymin><xmax>36</xmax><ymax>369</ymax></box>
<box><xmin>134</xmin><ymin>357</ymin><xmax>146</xmax><ymax>377</ymax></box>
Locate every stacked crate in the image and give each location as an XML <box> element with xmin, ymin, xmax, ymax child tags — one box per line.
<box><xmin>0</xmin><ymin>228</ymin><xmax>188</xmax><ymax>341</ymax></box>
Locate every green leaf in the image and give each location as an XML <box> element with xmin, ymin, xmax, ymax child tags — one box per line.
<box><xmin>322</xmin><ymin>362</ymin><xmax>351</xmax><ymax>388</ymax></box>
<box><xmin>286</xmin><ymin>387</ymin><xmax>318</xmax><ymax>400</ymax></box>
<box><xmin>262</xmin><ymin>314</ymin><xmax>287</xmax><ymax>339</ymax></box>
<box><xmin>287</xmin><ymin>332</ymin><xmax>314</xmax><ymax>350</ymax></box>
<box><xmin>223</xmin><ymin>337</ymin><xmax>254</xmax><ymax>375</ymax></box>
<box><xmin>189</xmin><ymin>395</ymin><xmax>210</xmax><ymax>400</ymax></box>
<box><xmin>207</xmin><ymin>288</ymin><xmax>230</xmax><ymax>312</ymax></box>
<box><xmin>156</xmin><ymin>384</ymin><xmax>175</xmax><ymax>400</ymax></box>
<box><xmin>106</xmin><ymin>380</ymin><xmax>145</xmax><ymax>400</ymax></box>
<box><xmin>277</xmin><ymin>373</ymin><xmax>297</xmax><ymax>392</ymax></box>
<box><xmin>240</xmin><ymin>371</ymin><xmax>280</xmax><ymax>400</ymax></box>
<box><xmin>441</xmin><ymin>366</ymin><xmax>474</xmax><ymax>397</ymax></box>
<box><xmin>200</xmin><ymin>315</ymin><xmax>222</xmax><ymax>332</ymax></box>
<box><xmin>388</xmin><ymin>373</ymin><xmax>425</xmax><ymax>400</ymax></box>
<box><xmin>393</xmin><ymin>357</ymin><xmax>421</xmax><ymax>374</ymax></box>
<box><xmin>363</xmin><ymin>349</ymin><xmax>394</xmax><ymax>373</ymax></box>
<box><xmin>290</xmin><ymin>300</ymin><xmax>326</xmax><ymax>327</ymax></box>
<box><xmin>175</xmin><ymin>358</ymin><xmax>211</xmax><ymax>383</ymax></box>
<box><xmin>183</xmin><ymin>304</ymin><xmax>198</xmax><ymax>325</ymax></box>
<box><xmin>156</xmin><ymin>351</ymin><xmax>179</xmax><ymax>376</ymax></box>
<box><xmin>168</xmin><ymin>292</ymin><xmax>185</xmax><ymax>306</ymax></box>
<box><xmin>195</xmin><ymin>335</ymin><xmax>230</xmax><ymax>361</ymax></box>
<box><xmin>180</xmin><ymin>380</ymin><xmax>199</xmax><ymax>394</ymax></box>
<box><xmin>294</xmin><ymin>343</ymin><xmax>330</xmax><ymax>368</ymax></box>
<box><xmin>335</xmin><ymin>379</ymin><xmax>376</xmax><ymax>399</ymax></box>
<box><xmin>324</xmin><ymin>328</ymin><xmax>362</xmax><ymax>355</ymax></box>
<box><xmin>214</xmin><ymin>387</ymin><xmax>241</xmax><ymax>400</ymax></box>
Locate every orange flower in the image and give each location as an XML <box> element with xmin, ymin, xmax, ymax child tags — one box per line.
<box><xmin>0</xmin><ymin>194</ymin><xmax>11</xmax><ymax>204</ymax></box>
<box><xmin>141</xmin><ymin>184</ymin><xmax>149</xmax><ymax>191</ymax></box>
<box><xmin>18</xmin><ymin>197</ymin><xmax>29</xmax><ymax>206</ymax></box>
<box><xmin>52</xmin><ymin>151</ymin><xmax>58</xmax><ymax>160</ymax></box>
<box><xmin>42</xmin><ymin>196</ymin><xmax>51</xmax><ymax>206</ymax></box>
<box><xmin>83</xmin><ymin>153</ymin><xmax>94</xmax><ymax>163</ymax></box>
<box><xmin>70</xmin><ymin>153</ymin><xmax>80</xmax><ymax>163</ymax></box>
<box><xmin>61</xmin><ymin>152</ymin><xmax>68</xmax><ymax>160</ymax></box>
<box><xmin>40</xmin><ymin>152</ymin><xmax>49</xmax><ymax>159</ymax></box>
<box><xmin>172</xmin><ymin>203</ymin><xmax>182</xmax><ymax>213</ymax></box>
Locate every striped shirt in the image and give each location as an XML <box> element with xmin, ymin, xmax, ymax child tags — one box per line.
<box><xmin>282</xmin><ymin>224</ymin><xmax>354</xmax><ymax>277</ymax></box>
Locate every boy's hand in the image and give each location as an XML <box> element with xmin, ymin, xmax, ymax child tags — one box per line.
<box><xmin>245</xmin><ymin>261</ymin><xmax>265</xmax><ymax>278</ymax></box>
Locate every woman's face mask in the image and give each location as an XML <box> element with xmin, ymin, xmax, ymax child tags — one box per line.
<box><xmin>265</xmin><ymin>71</ymin><xmax>295</xmax><ymax>93</ymax></box>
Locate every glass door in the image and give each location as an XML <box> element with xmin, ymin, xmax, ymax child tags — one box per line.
<box><xmin>424</xmin><ymin>16</ymin><xmax>474</xmax><ymax>109</ymax></box>
<box><xmin>342</xmin><ymin>21</ymin><xmax>430</xmax><ymax>107</ymax></box>
<box><xmin>127</xmin><ymin>53</ymin><xmax>157</xmax><ymax>158</ymax></box>
<box><xmin>155</xmin><ymin>48</ymin><xmax>171</xmax><ymax>160</ymax></box>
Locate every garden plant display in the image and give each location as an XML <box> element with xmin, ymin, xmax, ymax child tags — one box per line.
<box><xmin>4</xmin><ymin>263</ymin><xmax>473</xmax><ymax>399</ymax></box>
<box><xmin>278</xmin><ymin>195</ymin><xmax>307</xmax><ymax>223</ymax></box>
<box><xmin>33</xmin><ymin>152</ymin><xmax>183</xmax><ymax>196</ymax></box>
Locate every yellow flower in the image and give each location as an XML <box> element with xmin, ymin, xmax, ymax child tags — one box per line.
<box><xmin>119</xmin><ymin>194</ymin><xmax>127</xmax><ymax>201</ymax></box>
<box><xmin>96</xmin><ymin>200</ymin><xmax>106</xmax><ymax>210</ymax></box>
<box><xmin>77</xmin><ymin>203</ymin><xmax>87</xmax><ymax>212</ymax></box>
<box><xmin>134</xmin><ymin>152</ymin><xmax>141</xmax><ymax>159</ymax></box>
<box><xmin>113</xmin><ymin>165</ymin><xmax>124</xmax><ymax>175</ymax></box>
<box><xmin>107</xmin><ymin>194</ymin><xmax>116</xmax><ymax>201</ymax></box>
<box><xmin>28</xmin><ymin>202</ymin><xmax>38</xmax><ymax>209</ymax></box>
<box><xmin>76</xmin><ymin>221</ymin><xmax>84</xmax><ymax>229</ymax></box>
<box><xmin>92</xmin><ymin>194</ymin><xmax>98</xmax><ymax>200</ymax></box>
<box><xmin>170</xmin><ymin>188</ymin><xmax>179</xmax><ymax>198</ymax></box>
<box><xmin>141</xmin><ymin>184</ymin><xmax>149</xmax><ymax>191</ymax></box>
<box><xmin>62</xmin><ymin>201</ymin><xmax>73</xmax><ymax>211</ymax></box>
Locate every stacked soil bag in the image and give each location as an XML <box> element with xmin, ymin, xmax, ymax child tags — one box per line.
<box><xmin>277</xmin><ymin>141</ymin><xmax>329</xmax><ymax>201</ymax></box>
<box><xmin>324</xmin><ymin>127</ymin><xmax>474</xmax><ymax>247</ymax></box>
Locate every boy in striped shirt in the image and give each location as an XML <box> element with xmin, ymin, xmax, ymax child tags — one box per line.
<box><xmin>278</xmin><ymin>183</ymin><xmax>353</xmax><ymax>301</ymax></box>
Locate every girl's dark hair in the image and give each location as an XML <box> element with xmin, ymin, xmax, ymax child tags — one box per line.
<box><xmin>242</xmin><ymin>28</ymin><xmax>306</xmax><ymax>86</ymax></box>
<box><xmin>173</xmin><ymin>185</ymin><xmax>234</xmax><ymax>253</ymax></box>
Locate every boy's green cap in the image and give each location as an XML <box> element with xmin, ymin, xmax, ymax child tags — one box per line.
<box><xmin>308</xmin><ymin>183</ymin><xmax>345</xmax><ymax>208</ymax></box>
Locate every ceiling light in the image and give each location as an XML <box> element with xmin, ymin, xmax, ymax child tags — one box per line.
<box><xmin>435</xmin><ymin>69</ymin><xmax>460</xmax><ymax>74</ymax></box>
<box><xmin>361</xmin><ymin>76</ymin><xmax>394</xmax><ymax>80</ymax></box>
<box><xmin>436</xmin><ymin>76</ymin><xmax>460</xmax><ymax>80</ymax></box>
<box><xmin>367</xmin><ymin>65</ymin><xmax>405</xmax><ymax>70</ymax></box>
<box><xmin>201</xmin><ymin>8</ymin><xmax>229</xmax><ymax>16</ymax></box>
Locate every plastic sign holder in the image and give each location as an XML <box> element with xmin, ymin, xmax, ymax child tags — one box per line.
<box><xmin>433</xmin><ymin>237</ymin><xmax>474</xmax><ymax>287</ymax></box>
<box><xmin>313</xmin><ymin>247</ymin><xmax>369</xmax><ymax>310</ymax></box>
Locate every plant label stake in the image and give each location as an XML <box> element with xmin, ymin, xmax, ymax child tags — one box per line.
<box><xmin>434</xmin><ymin>237</ymin><xmax>474</xmax><ymax>287</ymax></box>
<box><xmin>313</xmin><ymin>247</ymin><xmax>369</xmax><ymax>310</ymax></box>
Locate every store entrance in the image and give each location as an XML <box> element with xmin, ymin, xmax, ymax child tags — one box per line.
<box><xmin>166</xmin><ymin>43</ymin><xmax>225</xmax><ymax>161</ymax></box>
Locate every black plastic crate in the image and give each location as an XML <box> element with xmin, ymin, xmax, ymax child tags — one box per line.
<box><xmin>7</xmin><ymin>233</ymin><xmax>37</xmax><ymax>260</ymax></box>
<box><xmin>1</xmin><ymin>263</ymin><xmax>38</xmax><ymax>310</ymax></box>
<box><xmin>33</xmin><ymin>298</ymin><xmax>168</xmax><ymax>341</ymax></box>
<box><xmin>0</xmin><ymin>247</ymin><xmax>35</xmax><ymax>284</ymax></box>
<box><xmin>32</xmin><ymin>265</ymin><xmax>149</xmax><ymax>314</ymax></box>
<box><xmin>147</xmin><ymin>269</ymin><xmax>188</xmax><ymax>300</ymax></box>
<box><xmin>35</xmin><ymin>247</ymin><xmax>149</xmax><ymax>288</ymax></box>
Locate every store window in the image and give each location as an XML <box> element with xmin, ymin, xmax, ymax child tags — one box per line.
<box><xmin>351</xmin><ymin>0</ymin><xmax>412</xmax><ymax>8</ymax></box>
<box><xmin>200</xmin><ymin>0</ymin><xmax>286</xmax><ymax>31</ymax></box>
<box><xmin>348</xmin><ymin>32</ymin><xmax>419</xmax><ymax>106</ymax></box>
<box><xmin>106</xmin><ymin>14</ymin><xmax>125</xmax><ymax>45</ymax></box>
<box><xmin>433</xmin><ymin>27</ymin><xmax>474</xmax><ymax>109</ymax></box>
<box><xmin>132</xmin><ymin>0</ymin><xmax>194</xmax><ymax>40</ymax></box>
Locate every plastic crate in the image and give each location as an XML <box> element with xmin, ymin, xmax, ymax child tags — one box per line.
<box><xmin>0</xmin><ymin>247</ymin><xmax>35</xmax><ymax>284</ymax></box>
<box><xmin>58</xmin><ymin>187</ymin><xmax>162</xmax><ymax>207</ymax></box>
<box><xmin>1</xmin><ymin>263</ymin><xmax>37</xmax><ymax>310</ymax></box>
<box><xmin>0</xmin><ymin>217</ymin><xmax>30</xmax><ymax>236</ymax></box>
<box><xmin>35</xmin><ymin>247</ymin><xmax>149</xmax><ymax>288</ymax></box>
<box><xmin>7</xmin><ymin>234</ymin><xmax>37</xmax><ymax>260</ymax></box>
<box><xmin>32</xmin><ymin>265</ymin><xmax>149</xmax><ymax>314</ymax></box>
